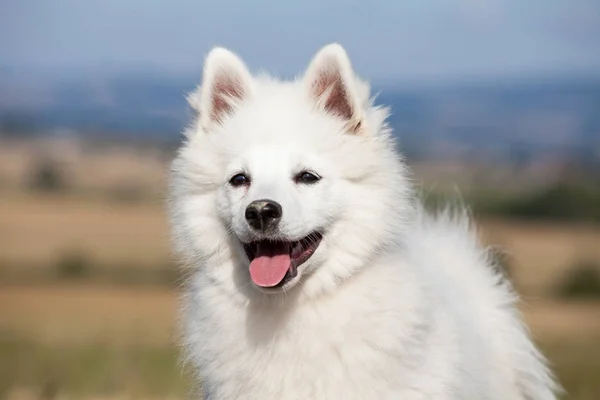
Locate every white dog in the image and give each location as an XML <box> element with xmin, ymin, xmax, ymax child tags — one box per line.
<box><xmin>168</xmin><ymin>43</ymin><xmax>558</xmax><ymax>399</ymax></box>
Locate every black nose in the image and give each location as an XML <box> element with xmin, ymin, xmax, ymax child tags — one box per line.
<box><xmin>245</xmin><ymin>200</ymin><xmax>282</xmax><ymax>232</ymax></box>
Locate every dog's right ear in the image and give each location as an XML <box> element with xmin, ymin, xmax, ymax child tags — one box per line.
<box><xmin>189</xmin><ymin>47</ymin><xmax>253</xmax><ymax>131</ymax></box>
<box><xmin>304</xmin><ymin>43</ymin><xmax>365</xmax><ymax>135</ymax></box>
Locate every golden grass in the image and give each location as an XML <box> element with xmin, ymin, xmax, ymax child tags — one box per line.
<box><xmin>0</xmin><ymin>193</ymin><xmax>171</xmax><ymax>270</ymax></box>
<box><xmin>0</xmin><ymin>285</ymin><xmax>177</xmax><ymax>347</ymax></box>
<box><xmin>0</xmin><ymin>139</ymin><xmax>168</xmax><ymax>195</ymax></box>
<box><xmin>2</xmin><ymin>284</ymin><xmax>599</xmax><ymax>347</ymax></box>
<box><xmin>480</xmin><ymin>218</ymin><xmax>600</xmax><ymax>295</ymax></box>
<box><xmin>1</xmin><ymin>189</ymin><xmax>600</xmax><ymax>398</ymax></box>
<box><xmin>0</xmin><ymin>285</ymin><xmax>190</xmax><ymax>399</ymax></box>
<box><xmin>2</xmin><ymin>193</ymin><xmax>599</xmax><ymax>293</ymax></box>
<box><xmin>5</xmin><ymin>391</ymin><xmax>184</xmax><ymax>400</ymax></box>
<box><xmin>1</xmin><ymin>284</ymin><xmax>599</xmax><ymax>399</ymax></box>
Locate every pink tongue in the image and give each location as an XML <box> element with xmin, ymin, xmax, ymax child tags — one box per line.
<box><xmin>249</xmin><ymin>242</ymin><xmax>291</xmax><ymax>288</ymax></box>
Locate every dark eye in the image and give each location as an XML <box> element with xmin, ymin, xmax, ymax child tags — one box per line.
<box><xmin>229</xmin><ymin>173</ymin><xmax>250</xmax><ymax>187</ymax></box>
<box><xmin>295</xmin><ymin>171</ymin><xmax>321</xmax><ymax>184</ymax></box>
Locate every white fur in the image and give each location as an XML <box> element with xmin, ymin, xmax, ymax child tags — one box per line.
<box><xmin>168</xmin><ymin>43</ymin><xmax>558</xmax><ymax>400</ymax></box>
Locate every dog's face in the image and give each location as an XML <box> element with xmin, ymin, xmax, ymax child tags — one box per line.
<box><xmin>170</xmin><ymin>44</ymin><xmax>411</xmax><ymax>298</ymax></box>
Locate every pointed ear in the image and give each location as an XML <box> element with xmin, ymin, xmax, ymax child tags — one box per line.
<box><xmin>192</xmin><ymin>47</ymin><xmax>252</xmax><ymax>131</ymax></box>
<box><xmin>304</xmin><ymin>44</ymin><xmax>364</xmax><ymax>134</ymax></box>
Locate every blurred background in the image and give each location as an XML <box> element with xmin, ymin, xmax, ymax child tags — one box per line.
<box><xmin>1</xmin><ymin>0</ymin><xmax>599</xmax><ymax>399</ymax></box>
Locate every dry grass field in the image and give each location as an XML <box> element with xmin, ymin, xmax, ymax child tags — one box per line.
<box><xmin>0</xmin><ymin>193</ymin><xmax>170</xmax><ymax>272</ymax></box>
<box><xmin>1</xmin><ymin>140</ymin><xmax>599</xmax><ymax>399</ymax></box>
<box><xmin>2</xmin><ymin>285</ymin><xmax>599</xmax><ymax>400</ymax></box>
<box><xmin>2</xmin><ymin>192</ymin><xmax>599</xmax><ymax>295</ymax></box>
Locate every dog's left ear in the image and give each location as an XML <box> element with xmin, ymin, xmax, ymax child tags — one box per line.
<box><xmin>304</xmin><ymin>44</ymin><xmax>365</xmax><ymax>134</ymax></box>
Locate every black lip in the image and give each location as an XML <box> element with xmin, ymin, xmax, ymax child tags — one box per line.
<box><xmin>243</xmin><ymin>232</ymin><xmax>323</xmax><ymax>288</ymax></box>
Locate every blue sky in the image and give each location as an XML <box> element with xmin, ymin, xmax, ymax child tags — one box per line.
<box><xmin>2</xmin><ymin>0</ymin><xmax>600</xmax><ymax>83</ymax></box>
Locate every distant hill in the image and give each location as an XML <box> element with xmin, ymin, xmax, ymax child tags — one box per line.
<box><xmin>378</xmin><ymin>77</ymin><xmax>600</xmax><ymax>162</ymax></box>
<box><xmin>1</xmin><ymin>72</ymin><xmax>599</xmax><ymax>163</ymax></box>
<box><xmin>0</xmin><ymin>72</ymin><xmax>193</xmax><ymax>140</ymax></box>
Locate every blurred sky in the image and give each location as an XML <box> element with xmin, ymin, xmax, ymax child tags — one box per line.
<box><xmin>1</xmin><ymin>0</ymin><xmax>600</xmax><ymax>84</ymax></box>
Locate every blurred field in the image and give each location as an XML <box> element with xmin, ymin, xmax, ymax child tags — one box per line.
<box><xmin>2</xmin><ymin>192</ymin><xmax>599</xmax><ymax>295</ymax></box>
<box><xmin>2</xmin><ymin>285</ymin><xmax>600</xmax><ymax>400</ymax></box>
<box><xmin>1</xmin><ymin>141</ymin><xmax>600</xmax><ymax>399</ymax></box>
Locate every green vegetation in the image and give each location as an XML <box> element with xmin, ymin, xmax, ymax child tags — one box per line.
<box><xmin>54</xmin><ymin>259</ymin><xmax>180</xmax><ymax>287</ymax></box>
<box><xmin>557</xmin><ymin>260</ymin><xmax>600</xmax><ymax>300</ymax></box>
<box><xmin>478</xmin><ymin>184</ymin><xmax>600</xmax><ymax>224</ymax></box>
<box><xmin>424</xmin><ymin>183</ymin><xmax>600</xmax><ymax>224</ymax></box>
<box><xmin>29</xmin><ymin>159</ymin><xmax>67</xmax><ymax>193</ymax></box>
<box><xmin>0</xmin><ymin>257</ymin><xmax>180</xmax><ymax>288</ymax></box>
<box><xmin>1</xmin><ymin>333</ymin><xmax>598</xmax><ymax>400</ymax></box>
<box><xmin>0</xmin><ymin>335</ymin><xmax>190</xmax><ymax>399</ymax></box>
<box><xmin>55</xmin><ymin>249</ymin><xmax>92</xmax><ymax>280</ymax></box>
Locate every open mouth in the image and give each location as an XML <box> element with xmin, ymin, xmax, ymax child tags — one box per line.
<box><xmin>243</xmin><ymin>232</ymin><xmax>323</xmax><ymax>289</ymax></box>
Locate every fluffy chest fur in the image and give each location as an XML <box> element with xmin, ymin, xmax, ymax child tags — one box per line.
<box><xmin>184</xmin><ymin>260</ymin><xmax>482</xmax><ymax>400</ymax></box>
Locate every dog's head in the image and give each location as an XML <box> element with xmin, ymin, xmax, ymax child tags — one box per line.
<box><xmin>169</xmin><ymin>44</ymin><xmax>412</xmax><ymax>298</ymax></box>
